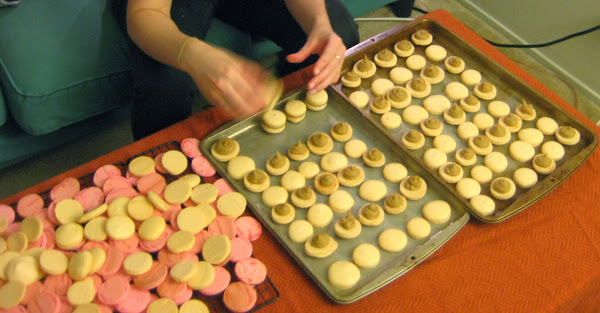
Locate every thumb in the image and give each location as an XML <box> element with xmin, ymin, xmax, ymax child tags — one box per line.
<box><xmin>286</xmin><ymin>39</ymin><xmax>318</xmax><ymax>64</ymax></box>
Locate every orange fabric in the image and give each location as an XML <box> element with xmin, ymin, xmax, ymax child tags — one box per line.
<box><xmin>3</xmin><ymin>9</ymin><xmax>600</xmax><ymax>313</ymax></box>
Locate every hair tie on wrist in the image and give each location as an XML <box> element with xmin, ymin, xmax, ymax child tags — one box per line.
<box><xmin>177</xmin><ymin>37</ymin><xmax>196</xmax><ymax>67</ymax></box>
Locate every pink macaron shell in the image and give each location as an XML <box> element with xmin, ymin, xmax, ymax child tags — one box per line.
<box><xmin>46</xmin><ymin>202</ymin><xmax>61</xmax><ymax>226</ymax></box>
<box><xmin>235</xmin><ymin>216</ymin><xmax>263</xmax><ymax>241</ymax></box>
<box><xmin>81</xmin><ymin>240</ymin><xmax>110</xmax><ymax>252</ymax></box>
<box><xmin>125</xmin><ymin>169</ymin><xmax>142</xmax><ymax>186</ymax></box>
<box><xmin>114</xmin><ymin>286</ymin><xmax>152</xmax><ymax>313</ymax></box>
<box><xmin>105</xmin><ymin>186</ymin><xmax>140</xmax><ymax>204</ymax></box>
<box><xmin>96</xmin><ymin>246</ymin><xmax>124</xmax><ymax>277</ymax></box>
<box><xmin>214</xmin><ymin>178</ymin><xmax>235</xmax><ymax>197</ymax></box>
<box><xmin>136</xmin><ymin>172</ymin><xmax>167</xmax><ymax>195</ymax></box>
<box><xmin>141</xmin><ymin>294</ymin><xmax>160</xmax><ymax>313</ymax></box>
<box><xmin>102</xmin><ymin>175</ymin><xmax>133</xmax><ymax>195</ymax></box>
<box><xmin>132</xmin><ymin>261</ymin><xmax>168</xmax><ymax>291</ymax></box>
<box><xmin>180</xmin><ymin>138</ymin><xmax>202</xmax><ymax>158</ymax></box>
<box><xmin>57</xmin><ymin>298</ymin><xmax>73</xmax><ymax>313</ymax></box>
<box><xmin>31</xmin><ymin>208</ymin><xmax>55</xmax><ymax>229</ymax></box>
<box><xmin>139</xmin><ymin>229</ymin><xmax>169</xmax><ymax>253</ymax></box>
<box><xmin>189</xmin><ymin>230</ymin><xmax>209</xmax><ymax>254</ymax></box>
<box><xmin>229</xmin><ymin>236</ymin><xmax>253</xmax><ymax>263</ymax></box>
<box><xmin>26</xmin><ymin>290</ymin><xmax>61</xmax><ymax>313</ymax></box>
<box><xmin>199</xmin><ymin>266</ymin><xmax>231</xmax><ymax>296</ymax></box>
<box><xmin>97</xmin><ymin>275</ymin><xmax>131</xmax><ymax>306</ymax></box>
<box><xmin>153</xmin><ymin>153</ymin><xmax>169</xmax><ymax>175</ymax></box>
<box><xmin>50</xmin><ymin>177</ymin><xmax>81</xmax><ymax>202</ymax></box>
<box><xmin>3</xmin><ymin>305</ymin><xmax>27</xmax><ymax>313</ymax></box>
<box><xmin>88</xmin><ymin>274</ymin><xmax>104</xmax><ymax>290</ymax></box>
<box><xmin>208</xmin><ymin>216</ymin><xmax>237</xmax><ymax>239</ymax></box>
<box><xmin>0</xmin><ymin>204</ymin><xmax>16</xmax><ymax>224</ymax></box>
<box><xmin>74</xmin><ymin>186</ymin><xmax>105</xmax><ymax>212</ymax></box>
<box><xmin>42</xmin><ymin>227</ymin><xmax>56</xmax><ymax>249</ymax></box>
<box><xmin>156</xmin><ymin>276</ymin><xmax>186</xmax><ymax>301</ymax></box>
<box><xmin>234</xmin><ymin>257</ymin><xmax>267</xmax><ymax>285</ymax></box>
<box><xmin>159</xmin><ymin>204</ymin><xmax>181</xmax><ymax>220</ymax></box>
<box><xmin>16</xmin><ymin>193</ymin><xmax>44</xmax><ymax>218</ymax></box>
<box><xmin>27</xmin><ymin>231</ymin><xmax>47</xmax><ymax>249</ymax></box>
<box><xmin>109</xmin><ymin>232</ymin><xmax>140</xmax><ymax>254</ymax></box>
<box><xmin>20</xmin><ymin>280</ymin><xmax>44</xmax><ymax>306</ymax></box>
<box><xmin>43</xmin><ymin>273</ymin><xmax>72</xmax><ymax>298</ymax></box>
<box><xmin>5</xmin><ymin>222</ymin><xmax>21</xmax><ymax>234</ymax></box>
<box><xmin>191</xmin><ymin>156</ymin><xmax>217</xmax><ymax>177</ymax></box>
<box><xmin>169</xmin><ymin>209</ymin><xmax>182</xmax><ymax>231</ymax></box>
<box><xmin>102</xmin><ymin>264</ymin><xmax>133</xmax><ymax>284</ymax></box>
<box><xmin>156</xmin><ymin>249</ymin><xmax>198</xmax><ymax>269</ymax></box>
<box><xmin>93</xmin><ymin>164</ymin><xmax>123</xmax><ymax>188</ymax></box>
<box><xmin>223</xmin><ymin>281</ymin><xmax>258</xmax><ymax>313</ymax></box>
<box><xmin>172</xmin><ymin>285</ymin><xmax>194</xmax><ymax>306</ymax></box>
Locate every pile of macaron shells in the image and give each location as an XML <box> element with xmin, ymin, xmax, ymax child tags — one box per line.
<box><xmin>0</xmin><ymin>138</ymin><xmax>269</xmax><ymax>313</ymax></box>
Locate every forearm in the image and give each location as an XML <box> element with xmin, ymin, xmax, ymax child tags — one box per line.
<box><xmin>126</xmin><ymin>3</ymin><xmax>201</xmax><ymax>71</ymax></box>
<box><xmin>283</xmin><ymin>0</ymin><xmax>332</xmax><ymax>34</ymax></box>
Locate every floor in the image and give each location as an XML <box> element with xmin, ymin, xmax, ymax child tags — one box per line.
<box><xmin>1</xmin><ymin>0</ymin><xmax>598</xmax><ymax>201</ymax></box>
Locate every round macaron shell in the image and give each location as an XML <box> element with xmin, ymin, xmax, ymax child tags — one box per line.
<box><xmin>50</xmin><ymin>177</ymin><xmax>81</xmax><ymax>202</ymax></box>
<box><xmin>223</xmin><ymin>281</ymin><xmax>258</xmax><ymax>313</ymax></box>
<box><xmin>199</xmin><ymin>266</ymin><xmax>231</xmax><ymax>296</ymax></box>
<box><xmin>229</xmin><ymin>237</ymin><xmax>253</xmax><ymax>263</ymax></box>
<box><xmin>97</xmin><ymin>276</ymin><xmax>130</xmax><ymax>305</ymax></box>
<box><xmin>234</xmin><ymin>216</ymin><xmax>262</xmax><ymax>241</ymax></box>
<box><xmin>114</xmin><ymin>286</ymin><xmax>152</xmax><ymax>313</ymax></box>
<box><xmin>180</xmin><ymin>138</ymin><xmax>202</xmax><ymax>158</ymax></box>
<box><xmin>133</xmin><ymin>261</ymin><xmax>168</xmax><ymax>290</ymax></box>
<box><xmin>208</xmin><ymin>216</ymin><xmax>237</xmax><ymax>239</ymax></box>
<box><xmin>234</xmin><ymin>257</ymin><xmax>267</xmax><ymax>285</ymax></box>
<box><xmin>17</xmin><ymin>194</ymin><xmax>44</xmax><ymax>218</ymax></box>
<box><xmin>191</xmin><ymin>156</ymin><xmax>217</xmax><ymax>177</ymax></box>
<box><xmin>26</xmin><ymin>290</ymin><xmax>61</xmax><ymax>313</ymax></box>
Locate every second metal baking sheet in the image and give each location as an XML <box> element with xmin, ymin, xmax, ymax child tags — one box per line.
<box><xmin>201</xmin><ymin>89</ymin><xmax>469</xmax><ymax>303</ymax></box>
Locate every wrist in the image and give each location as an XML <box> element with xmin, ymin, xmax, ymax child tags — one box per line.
<box><xmin>178</xmin><ymin>37</ymin><xmax>209</xmax><ymax>73</ymax></box>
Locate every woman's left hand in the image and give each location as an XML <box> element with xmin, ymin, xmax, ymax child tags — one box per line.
<box><xmin>286</xmin><ymin>24</ymin><xmax>346</xmax><ymax>94</ymax></box>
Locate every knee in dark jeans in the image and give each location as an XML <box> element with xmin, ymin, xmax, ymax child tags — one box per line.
<box><xmin>326</xmin><ymin>0</ymin><xmax>360</xmax><ymax>49</ymax></box>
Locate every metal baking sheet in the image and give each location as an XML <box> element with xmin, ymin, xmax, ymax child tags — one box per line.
<box><xmin>332</xmin><ymin>18</ymin><xmax>598</xmax><ymax>223</ymax></box>
<box><xmin>201</xmin><ymin>89</ymin><xmax>469</xmax><ymax>303</ymax></box>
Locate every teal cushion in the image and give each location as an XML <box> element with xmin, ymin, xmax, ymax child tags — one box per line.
<box><xmin>0</xmin><ymin>84</ymin><xmax>6</xmax><ymax>127</ymax></box>
<box><xmin>0</xmin><ymin>0</ymin><xmax>131</xmax><ymax>135</ymax></box>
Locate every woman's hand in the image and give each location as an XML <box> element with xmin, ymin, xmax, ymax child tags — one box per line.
<box><xmin>286</xmin><ymin>23</ymin><xmax>346</xmax><ymax>94</ymax></box>
<box><xmin>180</xmin><ymin>39</ymin><xmax>271</xmax><ymax>119</ymax></box>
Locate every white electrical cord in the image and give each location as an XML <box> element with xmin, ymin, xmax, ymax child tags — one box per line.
<box><xmin>354</xmin><ymin>17</ymin><xmax>415</xmax><ymax>22</ymax></box>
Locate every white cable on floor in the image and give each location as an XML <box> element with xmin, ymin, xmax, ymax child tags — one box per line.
<box><xmin>354</xmin><ymin>17</ymin><xmax>415</xmax><ymax>22</ymax></box>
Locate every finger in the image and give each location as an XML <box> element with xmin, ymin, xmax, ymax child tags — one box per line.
<box><xmin>312</xmin><ymin>36</ymin><xmax>344</xmax><ymax>75</ymax></box>
<box><xmin>286</xmin><ymin>39</ymin><xmax>319</xmax><ymax>64</ymax></box>
<box><xmin>309</xmin><ymin>61</ymin><xmax>342</xmax><ymax>94</ymax></box>
<box><xmin>308</xmin><ymin>49</ymin><xmax>344</xmax><ymax>92</ymax></box>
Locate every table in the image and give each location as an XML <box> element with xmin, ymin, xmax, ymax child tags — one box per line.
<box><xmin>3</xmin><ymin>9</ymin><xmax>600</xmax><ymax>313</ymax></box>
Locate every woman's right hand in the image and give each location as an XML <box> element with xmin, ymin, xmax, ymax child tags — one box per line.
<box><xmin>179</xmin><ymin>38</ymin><xmax>271</xmax><ymax>119</ymax></box>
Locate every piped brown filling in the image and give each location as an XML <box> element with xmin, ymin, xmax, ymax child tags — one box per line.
<box><xmin>492</xmin><ymin>179</ymin><xmax>511</xmax><ymax>194</ymax></box>
<box><xmin>310</xmin><ymin>233</ymin><xmax>330</xmax><ymax>248</ymax></box>
<box><xmin>214</xmin><ymin>138</ymin><xmax>236</xmax><ymax>155</ymax></box>
<box><xmin>357</xmin><ymin>55</ymin><xmax>373</xmax><ymax>72</ymax></box>
<box><xmin>362</xmin><ymin>203</ymin><xmax>381</xmax><ymax>220</ymax></box>
<box><xmin>377</xmin><ymin>49</ymin><xmax>394</xmax><ymax>61</ymax></box>
<box><xmin>269</xmin><ymin>151</ymin><xmax>286</xmax><ymax>168</ymax></box>
<box><xmin>406</xmin><ymin>130</ymin><xmax>422</xmax><ymax>143</ymax></box>
<box><xmin>247</xmin><ymin>170</ymin><xmax>267</xmax><ymax>184</ymax></box>
<box><xmin>406</xmin><ymin>176</ymin><xmax>422</xmax><ymax>191</ymax></box>
<box><xmin>340</xmin><ymin>212</ymin><xmax>357</xmax><ymax>230</ymax></box>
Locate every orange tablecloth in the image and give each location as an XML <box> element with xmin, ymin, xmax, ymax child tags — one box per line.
<box><xmin>3</xmin><ymin>9</ymin><xmax>600</xmax><ymax>313</ymax></box>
